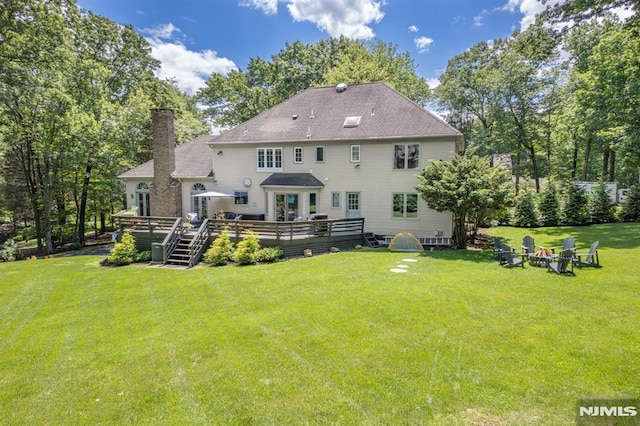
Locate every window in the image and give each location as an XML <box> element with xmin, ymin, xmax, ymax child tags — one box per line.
<box><xmin>393</xmin><ymin>193</ymin><xmax>418</xmax><ymax>218</ymax></box>
<box><xmin>331</xmin><ymin>192</ymin><xmax>341</xmax><ymax>209</ymax></box>
<box><xmin>351</xmin><ymin>145</ymin><xmax>360</xmax><ymax>163</ymax></box>
<box><xmin>343</xmin><ymin>116</ymin><xmax>361</xmax><ymax>128</ymax></box>
<box><xmin>294</xmin><ymin>147</ymin><xmax>303</xmax><ymax>164</ymax></box>
<box><xmin>309</xmin><ymin>193</ymin><xmax>317</xmax><ymax>215</ymax></box>
<box><xmin>393</xmin><ymin>144</ymin><xmax>420</xmax><ymax>170</ymax></box>
<box><xmin>316</xmin><ymin>146</ymin><xmax>325</xmax><ymax>163</ymax></box>
<box><xmin>234</xmin><ymin>191</ymin><xmax>248</xmax><ymax>205</ymax></box>
<box><xmin>257</xmin><ymin>148</ymin><xmax>283</xmax><ymax>172</ymax></box>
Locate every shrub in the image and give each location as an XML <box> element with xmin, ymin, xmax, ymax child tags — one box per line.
<box><xmin>562</xmin><ymin>183</ymin><xmax>589</xmax><ymax>225</ymax></box>
<box><xmin>0</xmin><ymin>238</ymin><xmax>22</xmax><ymax>262</ymax></box>
<box><xmin>511</xmin><ymin>187</ymin><xmax>539</xmax><ymax>227</ymax></box>
<box><xmin>538</xmin><ymin>182</ymin><xmax>561</xmax><ymax>226</ymax></box>
<box><xmin>107</xmin><ymin>231</ymin><xmax>137</xmax><ymax>266</ymax></box>
<box><xmin>256</xmin><ymin>247</ymin><xmax>283</xmax><ymax>263</ymax></box>
<box><xmin>135</xmin><ymin>250</ymin><xmax>152</xmax><ymax>263</ymax></box>
<box><xmin>232</xmin><ymin>229</ymin><xmax>261</xmax><ymax>265</ymax></box>
<box><xmin>0</xmin><ymin>223</ymin><xmax>15</xmax><ymax>244</ymax></box>
<box><xmin>618</xmin><ymin>184</ymin><xmax>640</xmax><ymax>222</ymax></box>
<box><xmin>204</xmin><ymin>228</ymin><xmax>235</xmax><ymax>266</ymax></box>
<box><xmin>589</xmin><ymin>183</ymin><xmax>616</xmax><ymax>224</ymax></box>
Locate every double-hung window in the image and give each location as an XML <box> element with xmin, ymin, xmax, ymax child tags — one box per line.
<box><xmin>393</xmin><ymin>144</ymin><xmax>420</xmax><ymax>170</ymax></box>
<box><xmin>350</xmin><ymin>145</ymin><xmax>360</xmax><ymax>163</ymax></box>
<box><xmin>294</xmin><ymin>147</ymin><xmax>303</xmax><ymax>164</ymax></box>
<box><xmin>257</xmin><ymin>147</ymin><xmax>283</xmax><ymax>172</ymax></box>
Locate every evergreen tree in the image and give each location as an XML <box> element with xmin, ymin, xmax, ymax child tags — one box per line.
<box><xmin>539</xmin><ymin>182</ymin><xmax>561</xmax><ymax>226</ymax></box>
<box><xmin>563</xmin><ymin>184</ymin><xmax>589</xmax><ymax>225</ymax></box>
<box><xmin>511</xmin><ymin>186</ymin><xmax>539</xmax><ymax>227</ymax></box>
<box><xmin>588</xmin><ymin>183</ymin><xmax>616</xmax><ymax>223</ymax></box>
<box><xmin>618</xmin><ymin>184</ymin><xmax>640</xmax><ymax>222</ymax></box>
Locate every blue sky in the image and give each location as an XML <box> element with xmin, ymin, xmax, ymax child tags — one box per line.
<box><xmin>76</xmin><ymin>0</ymin><xmax>550</xmax><ymax>95</ymax></box>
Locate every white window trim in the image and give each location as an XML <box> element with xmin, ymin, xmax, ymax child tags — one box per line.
<box><xmin>234</xmin><ymin>190</ymin><xmax>249</xmax><ymax>206</ymax></box>
<box><xmin>257</xmin><ymin>147</ymin><xmax>283</xmax><ymax>172</ymax></box>
<box><xmin>350</xmin><ymin>145</ymin><xmax>360</xmax><ymax>163</ymax></box>
<box><xmin>392</xmin><ymin>193</ymin><xmax>419</xmax><ymax>219</ymax></box>
<box><xmin>331</xmin><ymin>192</ymin><xmax>341</xmax><ymax>209</ymax></box>
<box><xmin>294</xmin><ymin>146</ymin><xmax>303</xmax><ymax>164</ymax></box>
<box><xmin>393</xmin><ymin>143</ymin><xmax>421</xmax><ymax>170</ymax></box>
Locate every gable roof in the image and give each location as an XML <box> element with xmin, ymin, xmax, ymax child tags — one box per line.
<box><xmin>118</xmin><ymin>134</ymin><xmax>215</xmax><ymax>179</ymax></box>
<box><xmin>211</xmin><ymin>82</ymin><xmax>462</xmax><ymax>145</ymax></box>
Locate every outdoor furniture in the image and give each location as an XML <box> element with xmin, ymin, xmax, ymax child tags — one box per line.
<box><xmin>501</xmin><ymin>243</ymin><xmax>526</xmax><ymax>268</ymax></box>
<box><xmin>492</xmin><ymin>237</ymin><xmax>505</xmax><ymax>262</ymax></box>
<box><xmin>550</xmin><ymin>236</ymin><xmax>575</xmax><ymax>255</ymax></box>
<box><xmin>529</xmin><ymin>247</ymin><xmax>552</xmax><ymax>267</ymax></box>
<box><xmin>547</xmin><ymin>249</ymin><xmax>575</xmax><ymax>275</ymax></box>
<box><xmin>573</xmin><ymin>241</ymin><xmax>601</xmax><ymax>268</ymax></box>
<box><xmin>521</xmin><ymin>235</ymin><xmax>537</xmax><ymax>256</ymax></box>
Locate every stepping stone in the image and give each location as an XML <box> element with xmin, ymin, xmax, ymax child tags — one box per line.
<box><xmin>390</xmin><ymin>268</ymin><xmax>408</xmax><ymax>273</ymax></box>
<box><xmin>402</xmin><ymin>259</ymin><xmax>418</xmax><ymax>263</ymax></box>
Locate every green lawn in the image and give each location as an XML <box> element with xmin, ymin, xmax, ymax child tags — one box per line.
<box><xmin>1</xmin><ymin>223</ymin><xmax>639</xmax><ymax>425</ymax></box>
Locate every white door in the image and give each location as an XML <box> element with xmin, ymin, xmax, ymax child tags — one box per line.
<box><xmin>346</xmin><ymin>192</ymin><xmax>360</xmax><ymax>218</ymax></box>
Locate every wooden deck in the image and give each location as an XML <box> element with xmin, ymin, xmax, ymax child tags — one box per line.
<box><xmin>113</xmin><ymin>214</ymin><xmax>366</xmax><ymax>261</ymax></box>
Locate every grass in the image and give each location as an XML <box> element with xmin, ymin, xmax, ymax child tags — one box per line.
<box><xmin>0</xmin><ymin>223</ymin><xmax>639</xmax><ymax>425</ymax></box>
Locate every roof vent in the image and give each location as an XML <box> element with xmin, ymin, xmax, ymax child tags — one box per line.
<box><xmin>336</xmin><ymin>83</ymin><xmax>347</xmax><ymax>93</ymax></box>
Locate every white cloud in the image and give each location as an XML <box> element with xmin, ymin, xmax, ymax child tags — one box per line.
<box><xmin>414</xmin><ymin>36</ymin><xmax>434</xmax><ymax>53</ymax></box>
<box><xmin>426</xmin><ymin>78</ymin><xmax>440</xmax><ymax>90</ymax></box>
<box><xmin>503</xmin><ymin>0</ymin><xmax>562</xmax><ymax>29</ymax></box>
<box><xmin>239</xmin><ymin>0</ymin><xmax>278</xmax><ymax>15</ymax></box>
<box><xmin>287</xmin><ymin>0</ymin><xmax>385</xmax><ymax>39</ymax></box>
<box><xmin>409</xmin><ymin>25</ymin><xmax>419</xmax><ymax>33</ymax></box>
<box><xmin>142</xmin><ymin>24</ymin><xmax>237</xmax><ymax>96</ymax></box>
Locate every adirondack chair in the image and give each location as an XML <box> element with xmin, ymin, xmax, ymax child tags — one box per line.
<box><xmin>547</xmin><ymin>249</ymin><xmax>574</xmax><ymax>275</ymax></box>
<box><xmin>492</xmin><ymin>237</ymin><xmax>505</xmax><ymax>263</ymax></box>
<box><xmin>501</xmin><ymin>243</ymin><xmax>525</xmax><ymax>268</ymax></box>
<box><xmin>573</xmin><ymin>241</ymin><xmax>601</xmax><ymax>268</ymax></box>
<box><xmin>550</xmin><ymin>236</ymin><xmax>575</xmax><ymax>255</ymax></box>
<box><xmin>521</xmin><ymin>235</ymin><xmax>536</xmax><ymax>256</ymax></box>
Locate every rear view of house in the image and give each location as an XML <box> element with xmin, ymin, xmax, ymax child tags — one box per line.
<box><xmin>119</xmin><ymin>82</ymin><xmax>463</xmax><ymax>252</ymax></box>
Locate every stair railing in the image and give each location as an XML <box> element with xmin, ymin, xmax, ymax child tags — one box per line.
<box><xmin>162</xmin><ymin>217</ymin><xmax>184</xmax><ymax>264</ymax></box>
<box><xmin>187</xmin><ymin>219</ymin><xmax>210</xmax><ymax>268</ymax></box>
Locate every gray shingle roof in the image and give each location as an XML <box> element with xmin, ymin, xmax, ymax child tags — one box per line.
<box><xmin>212</xmin><ymin>82</ymin><xmax>462</xmax><ymax>144</ymax></box>
<box><xmin>260</xmin><ymin>173</ymin><xmax>325</xmax><ymax>187</ymax></box>
<box><xmin>118</xmin><ymin>134</ymin><xmax>216</xmax><ymax>179</ymax></box>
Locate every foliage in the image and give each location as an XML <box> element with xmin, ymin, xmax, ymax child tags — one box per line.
<box><xmin>0</xmin><ymin>222</ymin><xmax>15</xmax><ymax>244</ymax></box>
<box><xmin>511</xmin><ymin>187</ymin><xmax>540</xmax><ymax>227</ymax></box>
<box><xmin>203</xmin><ymin>228</ymin><xmax>235</xmax><ymax>266</ymax></box>
<box><xmin>197</xmin><ymin>37</ymin><xmax>430</xmax><ymax>127</ymax></box>
<box><xmin>618</xmin><ymin>184</ymin><xmax>640</xmax><ymax>222</ymax></box>
<box><xmin>135</xmin><ymin>250</ymin><xmax>151</xmax><ymax>263</ymax></box>
<box><xmin>538</xmin><ymin>182</ymin><xmax>561</xmax><ymax>226</ymax></box>
<box><xmin>232</xmin><ymin>229</ymin><xmax>261</xmax><ymax>265</ymax></box>
<box><xmin>588</xmin><ymin>183</ymin><xmax>616</xmax><ymax>223</ymax></box>
<box><xmin>107</xmin><ymin>231</ymin><xmax>137</xmax><ymax>266</ymax></box>
<box><xmin>255</xmin><ymin>247</ymin><xmax>283</xmax><ymax>263</ymax></box>
<box><xmin>562</xmin><ymin>183</ymin><xmax>590</xmax><ymax>225</ymax></box>
<box><xmin>0</xmin><ymin>238</ymin><xmax>22</xmax><ymax>262</ymax></box>
<box><xmin>416</xmin><ymin>153</ymin><xmax>513</xmax><ymax>248</ymax></box>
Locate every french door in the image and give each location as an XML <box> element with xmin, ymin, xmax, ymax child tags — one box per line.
<box><xmin>346</xmin><ymin>192</ymin><xmax>360</xmax><ymax>218</ymax></box>
<box><xmin>275</xmin><ymin>193</ymin><xmax>299</xmax><ymax>221</ymax></box>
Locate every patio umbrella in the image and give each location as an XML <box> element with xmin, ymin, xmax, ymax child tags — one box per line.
<box><xmin>193</xmin><ymin>191</ymin><xmax>234</xmax><ymax>198</ymax></box>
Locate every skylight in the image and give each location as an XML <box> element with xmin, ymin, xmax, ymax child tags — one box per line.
<box><xmin>343</xmin><ymin>116</ymin><xmax>361</xmax><ymax>128</ymax></box>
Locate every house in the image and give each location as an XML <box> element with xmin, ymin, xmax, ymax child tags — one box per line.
<box><xmin>119</xmin><ymin>82</ymin><xmax>464</xmax><ymax>245</ymax></box>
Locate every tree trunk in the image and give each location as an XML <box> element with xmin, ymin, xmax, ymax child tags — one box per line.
<box><xmin>571</xmin><ymin>137</ymin><xmax>579</xmax><ymax>180</ymax></box>
<box><xmin>603</xmin><ymin>148</ymin><xmax>610</xmax><ymax>180</ymax></box>
<box><xmin>78</xmin><ymin>160</ymin><xmax>93</xmax><ymax>246</ymax></box>
<box><xmin>609</xmin><ymin>150</ymin><xmax>616</xmax><ymax>182</ymax></box>
<box><xmin>453</xmin><ymin>215</ymin><xmax>467</xmax><ymax>249</ymax></box>
<box><xmin>581</xmin><ymin>139</ymin><xmax>592</xmax><ymax>181</ymax></box>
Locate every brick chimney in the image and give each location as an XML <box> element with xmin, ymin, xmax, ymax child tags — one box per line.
<box><xmin>150</xmin><ymin>108</ymin><xmax>182</xmax><ymax>217</ymax></box>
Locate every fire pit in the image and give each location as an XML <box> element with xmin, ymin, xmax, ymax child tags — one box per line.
<box><xmin>530</xmin><ymin>247</ymin><xmax>551</xmax><ymax>267</ymax></box>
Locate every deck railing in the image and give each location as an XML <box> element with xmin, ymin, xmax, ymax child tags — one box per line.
<box><xmin>187</xmin><ymin>219</ymin><xmax>211</xmax><ymax>267</ymax></box>
<box><xmin>161</xmin><ymin>218</ymin><xmax>185</xmax><ymax>263</ymax></box>
<box><xmin>206</xmin><ymin>217</ymin><xmax>365</xmax><ymax>243</ymax></box>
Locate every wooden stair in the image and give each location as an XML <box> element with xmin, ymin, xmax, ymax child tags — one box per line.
<box><xmin>363</xmin><ymin>232</ymin><xmax>382</xmax><ymax>248</ymax></box>
<box><xmin>165</xmin><ymin>234</ymin><xmax>195</xmax><ymax>266</ymax></box>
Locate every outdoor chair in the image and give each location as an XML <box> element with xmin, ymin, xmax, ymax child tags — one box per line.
<box><xmin>501</xmin><ymin>243</ymin><xmax>525</xmax><ymax>268</ymax></box>
<box><xmin>521</xmin><ymin>235</ymin><xmax>537</xmax><ymax>256</ymax></box>
<box><xmin>573</xmin><ymin>241</ymin><xmax>601</xmax><ymax>268</ymax></box>
<box><xmin>492</xmin><ymin>237</ymin><xmax>504</xmax><ymax>262</ymax></box>
<box><xmin>550</xmin><ymin>236</ymin><xmax>575</xmax><ymax>256</ymax></box>
<box><xmin>547</xmin><ymin>249</ymin><xmax>575</xmax><ymax>275</ymax></box>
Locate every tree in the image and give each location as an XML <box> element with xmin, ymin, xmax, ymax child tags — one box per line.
<box><xmin>197</xmin><ymin>37</ymin><xmax>430</xmax><ymax>127</ymax></box>
<box><xmin>416</xmin><ymin>153</ymin><xmax>513</xmax><ymax>248</ymax></box>
<box><xmin>538</xmin><ymin>182</ymin><xmax>561</xmax><ymax>226</ymax></box>
<box><xmin>562</xmin><ymin>184</ymin><xmax>589</xmax><ymax>225</ymax></box>
<box><xmin>588</xmin><ymin>183</ymin><xmax>616</xmax><ymax>223</ymax></box>
<box><xmin>618</xmin><ymin>184</ymin><xmax>640</xmax><ymax>221</ymax></box>
<box><xmin>511</xmin><ymin>186</ymin><xmax>539</xmax><ymax>227</ymax></box>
